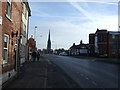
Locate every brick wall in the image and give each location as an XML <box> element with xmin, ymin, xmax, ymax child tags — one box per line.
<box><xmin>0</xmin><ymin>1</ymin><xmax>2</xmax><ymax>87</ymax></box>
<box><xmin>89</xmin><ymin>34</ymin><xmax>95</xmax><ymax>55</ymax></box>
<box><xmin>2</xmin><ymin>1</ymin><xmax>22</xmax><ymax>73</ymax></box>
<box><xmin>108</xmin><ymin>33</ymin><xmax>120</xmax><ymax>57</ymax></box>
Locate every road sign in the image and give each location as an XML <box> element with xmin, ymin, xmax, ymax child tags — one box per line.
<box><xmin>0</xmin><ymin>16</ymin><xmax>2</xmax><ymax>25</ymax></box>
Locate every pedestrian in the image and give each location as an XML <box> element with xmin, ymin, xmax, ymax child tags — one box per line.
<box><xmin>32</xmin><ymin>51</ymin><xmax>37</xmax><ymax>62</ymax></box>
<box><xmin>37</xmin><ymin>52</ymin><xmax>40</xmax><ymax>61</ymax></box>
<box><xmin>29</xmin><ymin>52</ymin><xmax>32</xmax><ymax>62</ymax></box>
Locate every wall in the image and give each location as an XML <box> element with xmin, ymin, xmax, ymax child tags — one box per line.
<box><xmin>20</xmin><ymin>2</ymin><xmax>29</xmax><ymax>64</ymax></box>
<box><xmin>0</xmin><ymin>1</ymin><xmax>2</xmax><ymax>89</ymax></box>
<box><xmin>2</xmin><ymin>0</ymin><xmax>22</xmax><ymax>84</ymax></box>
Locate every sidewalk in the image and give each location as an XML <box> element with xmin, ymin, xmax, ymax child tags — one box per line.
<box><xmin>69</xmin><ymin>55</ymin><xmax>120</xmax><ymax>65</ymax></box>
<box><xmin>3</xmin><ymin>56</ymin><xmax>79</xmax><ymax>88</ymax></box>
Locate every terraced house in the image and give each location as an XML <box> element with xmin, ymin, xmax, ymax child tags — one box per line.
<box><xmin>1</xmin><ymin>0</ymin><xmax>31</xmax><ymax>85</ymax></box>
<box><xmin>20</xmin><ymin>1</ymin><xmax>31</xmax><ymax>66</ymax></box>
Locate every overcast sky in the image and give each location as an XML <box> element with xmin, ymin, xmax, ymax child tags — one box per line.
<box><xmin>28</xmin><ymin>0</ymin><xmax>118</xmax><ymax>50</ymax></box>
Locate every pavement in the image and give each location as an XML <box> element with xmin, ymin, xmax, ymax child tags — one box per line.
<box><xmin>69</xmin><ymin>55</ymin><xmax>120</xmax><ymax>65</ymax></box>
<box><xmin>3</xmin><ymin>56</ymin><xmax>79</xmax><ymax>88</ymax></box>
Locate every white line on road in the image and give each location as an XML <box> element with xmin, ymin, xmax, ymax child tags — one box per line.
<box><xmin>46</xmin><ymin>59</ymin><xmax>52</xmax><ymax>64</ymax></box>
<box><xmin>92</xmin><ymin>81</ymin><xmax>97</xmax><ymax>86</ymax></box>
<box><xmin>86</xmin><ymin>77</ymin><xmax>89</xmax><ymax>80</ymax></box>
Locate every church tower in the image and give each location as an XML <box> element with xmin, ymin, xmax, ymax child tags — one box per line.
<box><xmin>47</xmin><ymin>30</ymin><xmax>51</xmax><ymax>53</ymax></box>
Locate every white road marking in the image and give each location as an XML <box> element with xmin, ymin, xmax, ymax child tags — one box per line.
<box><xmin>92</xmin><ymin>81</ymin><xmax>97</xmax><ymax>86</ymax></box>
<box><xmin>46</xmin><ymin>59</ymin><xmax>52</xmax><ymax>64</ymax></box>
<box><xmin>86</xmin><ymin>77</ymin><xmax>89</xmax><ymax>80</ymax></box>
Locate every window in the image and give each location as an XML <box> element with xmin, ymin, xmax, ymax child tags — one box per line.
<box><xmin>25</xmin><ymin>11</ymin><xmax>27</xmax><ymax>19</ymax></box>
<box><xmin>23</xmin><ymin>23</ymin><xmax>26</xmax><ymax>31</ymax></box>
<box><xmin>6</xmin><ymin>0</ymin><xmax>11</xmax><ymax>18</ymax></box>
<box><xmin>3</xmin><ymin>34</ymin><xmax>9</xmax><ymax>65</ymax></box>
<box><xmin>112</xmin><ymin>35</ymin><xmax>115</xmax><ymax>39</ymax></box>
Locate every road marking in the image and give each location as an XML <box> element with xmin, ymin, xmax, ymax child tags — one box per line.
<box><xmin>46</xmin><ymin>59</ymin><xmax>52</xmax><ymax>64</ymax></box>
<box><xmin>92</xmin><ymin>81</ymin><xmax>97</xmax><ymax>86</ymax></box>
<box><xmin>86</xmin><ymin>77</ymin><xmax>89</xmax><ymax>80</ymax></box>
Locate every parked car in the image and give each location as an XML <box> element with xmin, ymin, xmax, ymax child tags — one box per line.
<box><xmin>59</xmin><ymin>52</ymin><xmax>68</xmax><ymax>56</ymax></box>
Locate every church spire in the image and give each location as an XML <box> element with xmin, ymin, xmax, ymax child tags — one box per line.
<box><xmin>48</xmin><ymin>29</ymin><xmax>50</xmax><ymax>41</ymax></box>
<box><xmin>47</xmin><ymin>29</ymin><xmax>51</xmax><ymax>53</ymax></box>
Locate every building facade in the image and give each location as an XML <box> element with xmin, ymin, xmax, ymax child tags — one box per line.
<box><xmin>94</xmin><ymin>29</ymin><xmax>108</xmax><ymax>56</ymax></box>
<box><xmin>20</xmin><ymin>1</ymin><xmax>31</xmax><ymax>65</ymax></box>
<box><xmin>107</xmin><ymin>31</ymin><xmax>120</xmax><ymax>57</ymax></box>
<box><xmin>1</xmin><ymin>0</ymin><xmax>22</xmax><ymax>84</ymax></box>
<box><xmin>28</xmin><ymin>37</ymin><xmax>36</xmax><ymax>61</ymax></box>
<box><xmin>89</xmin><ymin>33</ymin><xmax>95</xmax><ymax>56</ymax></box>
<box><xmin>69</xmin><ymin>41</ymin><xmax>89</xmax><ymax>56</ymax></box>
<box><xmin>1</xmin><ymin>0</ymin><xmax>31</xmax><ymax>85</ymax></box>
<box><xmin>89</xmin><ymin>29</ymin><xmax>120</xmax><ymax>57</ymax></box>
<box><xmin>0</xmin><ymin>1</ymin><xmax>2</xmax><ymax>89</ymax></box>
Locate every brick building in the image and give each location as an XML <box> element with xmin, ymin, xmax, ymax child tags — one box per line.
<box><xmin>107</xmin><ymin>31</ymin><xmax>120</xmax><ymax>57</ymax></box>
<box><xmin>1</xmin><ymin>0</ymin><xmax>22</xmax><ymax>84</ymax></box>
<box><xmin>89</xmin><ymin>28</ymin><xmax>120</xmax><ymax>57</ymax></box>
<box><xmin>0</xmin><ymin>1</ymin><xmax>2</xmax><ymax>89</ymax></box>
<box><xmin>94</xmin><ymin>29</ymin><xmax>108</xmax><ymax>56</ymax></box>
<box><xmin>28</xmin><ymin>37</ymin><xmax>36</xmax><ymax>61</ymax></box>
<box><xmin>1</xmin><ymin>0</ymin><xmax>30</xmax><ymax>85</ymax></box>
<box><xmin>20</xmin><ymin>1</ymin><xmax>31</xmax><ymax>65</ymax></box>
<box><xmin>89</xmin><ymin>33</ymin><xmax>95</xmax><ymax>56</ymax></box>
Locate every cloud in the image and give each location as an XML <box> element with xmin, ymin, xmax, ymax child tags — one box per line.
<box><xmin>29</xmin><ymin>1</ymin><xmax>118</xmax><ymax>49</ymax></box>
<box><xmin>68</xmin><ymin>1</ymin><xmax>94</xmax><ymax>22</ymax></box>
<box><xmin>28</xmin><ymin>0</ymin><xmax>118</xmax><ymax>3</ymax></box>
<box><xmin>29</xmin><ymin>13</ymin><xmax>117</xmax><ymax>49</ymax></box>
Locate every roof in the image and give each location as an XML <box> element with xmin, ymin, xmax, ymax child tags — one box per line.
<box><xmin>69</xmin><ymin>43</ymin><xmax>89</xmax><ymax>49</ymax></box>
<box><xmin>108</xmin><ymin>31</ymin><xmax>120</xmax><ymax>35</ymax></box>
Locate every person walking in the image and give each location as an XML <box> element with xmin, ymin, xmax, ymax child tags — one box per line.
<box><xmin>37</xmin><ymin>52</ymin><xmax>40</xmax><ymax>61</ymax></box>
<box><xmin>32</xmin><ymin>51</ymin><xmax>37</xmax><ymax>62</ymax></box>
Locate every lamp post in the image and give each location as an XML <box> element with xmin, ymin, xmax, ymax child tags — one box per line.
<box><xmin>34</xmin><ymin>26</ymin><xmax>37</xmax><ymax>50</ymax></box>
<box><xmin>34</xmin><ymin>26</ymin><xmax>37</xmax><ymax>41</ymax></box>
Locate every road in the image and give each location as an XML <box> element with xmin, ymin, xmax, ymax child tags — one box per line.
<box><xmin>44</xmin><ymin>54</ymin><xmax>120</xmax><ymax>88</ymax></box>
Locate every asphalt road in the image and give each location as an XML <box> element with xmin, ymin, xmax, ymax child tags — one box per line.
<box><xmin>44</xmin><ymin>54</ymin><xmax>120</xmax><ymax>88</ymax></box>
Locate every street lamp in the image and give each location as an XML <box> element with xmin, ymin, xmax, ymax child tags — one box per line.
<box><xmin>34</xmin><ymin>26</ymin><xmax>37</xmax><ymax>41</ymax></box>
<box><xmin>34</xmin><ymin>26</ymin><xmax>37</xmax><ymax>51</ymax></box>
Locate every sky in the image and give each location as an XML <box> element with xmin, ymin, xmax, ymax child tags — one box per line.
<box><xmin>28</xmin><ymin>0</ymin><xmax>118</xmax><ymax>50</ymax></box>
